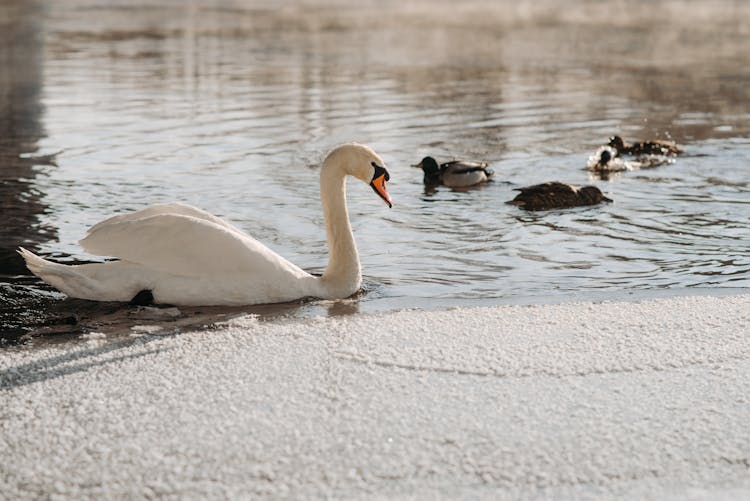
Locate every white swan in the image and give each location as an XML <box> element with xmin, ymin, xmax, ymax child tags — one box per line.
<box><xmin>19</xmin><ymin>143</ymin><xmax>393</xmax><ymax>306</ymax></box>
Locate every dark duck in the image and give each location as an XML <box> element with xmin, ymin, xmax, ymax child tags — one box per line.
<box><xmin>507</xmin><ymin>182</ymin><xmax>612</xmax><ymax>211</ymax></box>
<box><xmin>415</xmin><ymin>156</ymin><xmax>494</xmax><ymax>188</ymax></box>
<box><xmin>608</xmin><ymin>135</ymin><xmax>682</xmax><ymax>156</ymax></box>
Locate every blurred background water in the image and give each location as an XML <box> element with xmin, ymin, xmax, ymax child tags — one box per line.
<box><xmin>1</xmin><ymin>0</ymin><xmax>749</xmax><ymax>342</ymax></box>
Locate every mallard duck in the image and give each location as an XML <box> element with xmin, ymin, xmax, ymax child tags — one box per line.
<box><xmin>608</xmin><ymin>135</ymin><xmax>682</xmax><ymax>156</ymax></box>
<box><xmin>415</xmin><ymin>156</ymin><xmax>493</xmax><ymax>188</ymax></box>
<box><xmin>507</xmin><ymin>182</ymin><xmax>612</xmax><ymax>211</ymax></box>
<box><xmin>19</xmin><ymin>143</ymin><xmax>393</xmax><ymax>306</ymax></box>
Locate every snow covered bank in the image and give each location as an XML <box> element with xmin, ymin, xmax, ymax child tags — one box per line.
<box><xmin>2</xmin><ymin>294</ymin><xmax>750</xmax><ymax>499</ymax></box>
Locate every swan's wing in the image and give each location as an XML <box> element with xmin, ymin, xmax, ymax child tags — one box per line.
<box><xmin>87</xmin><ymin>202</ymin><xmax>240</xmax><ymax>234</ymax></box>
<box><xmin>80</xmin><ymin>213</ymin><xmax>308</xmax><ymax>277</ymax></box>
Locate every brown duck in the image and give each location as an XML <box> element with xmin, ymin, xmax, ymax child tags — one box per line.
<box><xmin>507</xmin><ymin>182</ymin><xmax>612</xmax><ymax>211</ymax></box>
<box><xmin>608</xmin><ymin>135</ymin><xmax>682</xmax><ymax>156</ymax></box>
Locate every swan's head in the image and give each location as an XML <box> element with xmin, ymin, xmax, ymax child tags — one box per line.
<box><xmin>326</xmin><ymin>143</ymin><xmax>393</xmax><ymax>208</ymax></box>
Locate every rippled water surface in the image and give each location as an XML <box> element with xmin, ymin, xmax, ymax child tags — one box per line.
<box><xmin>2</xmin><ymin>0</ymin><xmax>749</xmax><ymax>342</ymax></box>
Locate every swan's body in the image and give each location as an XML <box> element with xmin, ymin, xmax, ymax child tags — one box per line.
<box><xmin>415</xmin><ymin>156</ymin><xmax>493</xmax><ymax>188</ymax></box>
<box><xmin>19</xmin><ymin>143</ymin><xmax>393</xmax><ymax>306</ymax></box>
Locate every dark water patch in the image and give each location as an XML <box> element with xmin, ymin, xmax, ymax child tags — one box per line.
<box><xmin>0</xmin><ymin>0</ymin><xmax>53</xmax><ymax>276</ymax></box>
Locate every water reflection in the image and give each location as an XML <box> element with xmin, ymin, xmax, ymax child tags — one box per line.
<box><xmin>0</xmin><ymin>1</ymin><xmax>53</xmax><ymax>275</ymax></box>
<box><xmin>2</xmin><ymin>1</ymin><xmax>750</xmax><ymax>343</ymax></box>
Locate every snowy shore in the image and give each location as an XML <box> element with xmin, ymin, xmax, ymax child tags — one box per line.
<box><xmin>2</xmin><ymin>293</ymin><xmax>750</xmax><ymax>499</ymax></box>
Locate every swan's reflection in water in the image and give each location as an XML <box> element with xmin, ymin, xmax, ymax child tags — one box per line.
<box><xmin>325</xmin><ymin>300</ymin><xmax>361</xmax><ymax>317</ymax></box>
<box><xmin>2</xmin><ymin>286</ymin><xmax>366</xmax><ymax>346</ymax></box>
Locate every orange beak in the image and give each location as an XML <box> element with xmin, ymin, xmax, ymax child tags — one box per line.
<box><xmin>370</xmin><ymin>174</ymin><xmax>393</xmax><ymax>208</ymax></box>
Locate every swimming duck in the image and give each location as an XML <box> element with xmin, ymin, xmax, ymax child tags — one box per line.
<box><xmin>587</xmin><ymin>145</ymin><xmax>674</xmax><ymax>179</ymax></box>
<box><xmin>415</xmin><ymin>156</ymin><xmax>493</xmax><ymax>188</ymax></box>
<box><xmin>19</xmin><ymin>143</ymin><xmax>393</xmax><ymax>306</ymax></box>
<box><xmin>507</xmin><ymin>182</ymin><xmax>612</xmax><ymax>211</ymax></box>
<box><xmin>608</xmin><ymin>135</ymin><xmax>682</xmax><ymax>156</ymax></box>
<box><xmin>587</xmin><ymin>146</ymin><xmax>630</xmax><ymax>174</ymax></box>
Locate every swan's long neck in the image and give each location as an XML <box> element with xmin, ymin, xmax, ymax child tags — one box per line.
<box><xmin>318</xmin><ymin>158</ymin><xmax>361</xmax><ymax>297</ymax></box>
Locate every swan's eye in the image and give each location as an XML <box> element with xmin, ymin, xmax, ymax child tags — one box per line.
<box><xmin>371</xmin><ymin>162</ymin><xmax>390</xmax><ymax>181</ymax></box>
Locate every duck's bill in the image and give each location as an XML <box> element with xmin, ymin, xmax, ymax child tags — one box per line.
<box><xmin>370</xmin><ymin>174</ymin><xmax>393</xmax><ymax>208</ymax></box>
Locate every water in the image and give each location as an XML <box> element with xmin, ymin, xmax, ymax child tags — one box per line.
<box><xmin>2</xmin><ymin>0</ymin><xmax>750</xmax><ymax>344</ymax></box>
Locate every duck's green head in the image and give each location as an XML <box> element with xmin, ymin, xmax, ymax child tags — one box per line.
<box><xmin>415</xmin><ymin>156</ymin><xmax>441</xmax><ymax>186</ymax></box>
<box><xmin>416</xmin><ymin>156</ymin><xmax>440</xmax><ymax>174</ymax></box>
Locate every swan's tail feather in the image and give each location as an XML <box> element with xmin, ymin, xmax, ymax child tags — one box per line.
<box><xmin>18</xmin><ymin>247</ymin><xmax>52</xmax><ymax>276</ymax></box>
<box><xmin>17</xmin><ymin>247</ymin><xmax>97</xmax><ymax>299</ymax></box>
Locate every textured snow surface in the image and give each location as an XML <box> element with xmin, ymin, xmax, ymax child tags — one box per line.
<box><xmin>2</xmin><ymin>294</ymin><xmax>750</xmax><ymax>499</ymax></box>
